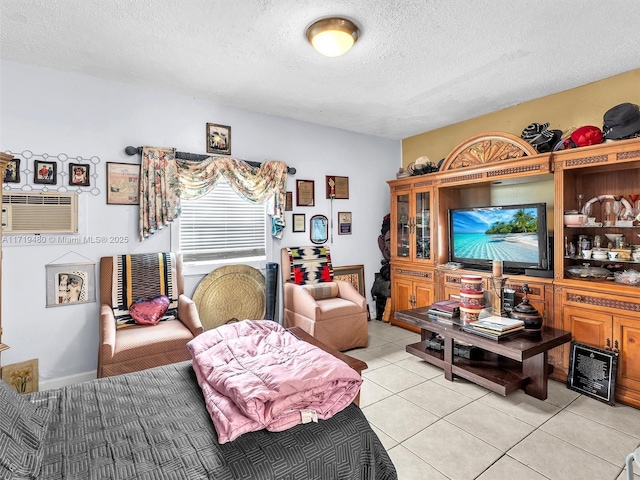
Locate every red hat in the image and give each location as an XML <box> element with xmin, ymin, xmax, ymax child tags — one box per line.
<box><xmin>561</xmin><ymin>125</ymin><xmax>603</xmax><ymax>150</ymax></box>
<box><xmin>571</xmin><ymin>126</ymin><xmax>603</xmax><ymax>147</ymax></box>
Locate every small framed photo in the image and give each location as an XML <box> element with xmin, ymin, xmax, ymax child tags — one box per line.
<box><xmin>69</xmin><ymin>163</ymin><xmax>90</xmax><ymax>186</ymax></box>
<box><xmin>292</xmin><ymin>213</ymin><xmax>306</xmax><ymax>232</ymax></box>
<box><xmin>4</xmin><ymin>158</ymin><xmax>20</xmax><ymax>183</ymax></box>
<box><xmin>285</xmin><ymin>191</ymin><xmax>293</xmax><ymax>211</ymax></box>
<box><xmin>45</xmin><ymin>262</ymin><xmax>96</xmax><ymax>307</ymax></box>
<box><xmin>34</xmin><ymin>160</ymin><xmax>57</xmax><ymax>185</ymax></box>
<box><xmin>107</xmin><ymin>162</ymin><xmax>140</xmax><ymax>205</ymax></box>
<box><xmin>296</xmin><ymin>179</ymin><xmax>315</xmax><ymax>206</ymax></box>
<box><xmin>206</xmin><ymin>123</ymin><xmax>231</xmax><ymax>155</ymax></box>
<box><xmin>338</xmin><ymin>211</ymin><xmax>352</xmax><ymax>235</ymax></box>
<box><xmin>1</xmin><ymin>358</ymin><xmax>39</xmax><ymax>394</ymax></box>
<box><xmin>326</xmin><ymin>175</ymin><xmax>349</xmax><ymax>199</ymax></box>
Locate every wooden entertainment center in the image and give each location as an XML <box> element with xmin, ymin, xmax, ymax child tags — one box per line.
<box><xmin>388</xmin><ymin>132</ymin><xmax>640</xmax><ymax>408</ymax></box>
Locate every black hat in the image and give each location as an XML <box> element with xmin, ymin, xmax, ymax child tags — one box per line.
<box><xmin>521</xmin><ymin>122</ymin><xmax>562</xmax><ymax>153</ymax></box>
<box><xmin>602</xmin><ymin>103</ymin><xmax>640</xmax><ymax>140</ymax></box>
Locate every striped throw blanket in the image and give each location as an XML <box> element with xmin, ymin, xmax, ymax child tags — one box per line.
<box><xmin>111</xmin><ymin>253</ymin><xmax>179</xmax><ymax>328</ymax></box>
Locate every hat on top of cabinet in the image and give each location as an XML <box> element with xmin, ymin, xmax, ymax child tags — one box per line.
<box><xmin>602</xmin><ymin>103</ymin><xmax>640</xmax><ymax>140</ymax></box>
<box><xmin>521</xmin><ymin>122</ymin><xmax>562</xmax><ymax>153</ymax></box>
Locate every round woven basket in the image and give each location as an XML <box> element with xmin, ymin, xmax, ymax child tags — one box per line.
<box><xmin>193</xmin><ymin>265</ymin><xmax>266</xmax><ymax>331</ymax></box>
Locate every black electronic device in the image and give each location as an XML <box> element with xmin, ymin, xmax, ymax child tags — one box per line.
<box><xmin>448</xmin><ymin>202</ymin><xmax>551</xmax><ymax>275</ymax></box>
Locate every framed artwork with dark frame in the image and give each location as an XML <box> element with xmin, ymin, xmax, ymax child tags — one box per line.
<box><xmin>338</xmin><ymin>211</ymin><xmax>352</xmax><ymax>235</ymax></box>
<box><xmin>567</xmin><ymin>340</ymin><xmax>618</xmax><ymax>405</ymax></box>
<box><xmin>292</xmin><ymin>213</ymin><xmax>306</xmax><ymax>232</ymax></box>
<box><xmin>4</xmin><ymin>158</ymin><xmax>20</xmax><ymax>183</ymax></box>
<box><xmin>296</xmin><ymin>179</ymin><xmax>315</xmax><ymax>206</ymax></box>
<box><xmin>285</xmin><ymin>191</ymin><xmax>293</xmax><ymax>211</ymax></box>
<box><xmin>34</xmin><ymin>160</ymin><xmax>57</xmax><ymax>185</ymax></box>
<box><xmin>333</xmin><ymin>264</ymin><xmax>365</xmax><ymax>297</ymax></box>
<box><xmin>326</xmin><ymin>175</ymin><xmax>349</xmax><ymax>199</ymax></box>
<box><xmin>107</xmin><ymin>162</ymin><xmax>140</xmax><ymax>205</ymax></box>
<box><xmin>206</xmin><ymin>123</ymin><xmax>231</xmax><ymax>155</ymax></box>
<box><xmin>45</xmin><ymin>261</ymin><xmax>96</xmax><ymax>308</ymax></box>
<box><xmin>69</xmin><ymin>163</ymin><xmax>90</xmax><ymax>186</ymax></box>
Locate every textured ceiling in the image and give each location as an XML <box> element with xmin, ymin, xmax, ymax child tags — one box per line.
<box><xmin>2</xmin><ymin>1</ymin><xmax>640</xmax><ymax>140</ymax></box>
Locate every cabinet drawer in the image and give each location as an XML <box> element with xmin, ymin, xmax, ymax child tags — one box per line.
<box><xmin>392</xmin><ymin>266</ymin><xmax>434</xmax><ymax>282</ymax></box>
<box><xmin>562</xmin><ymin>288</ymin><xmax>640</xmax><ymax>315</ymax></box>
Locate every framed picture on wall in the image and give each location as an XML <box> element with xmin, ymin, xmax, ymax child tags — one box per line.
<box><xmin>69</xmin><ymin>163</ymin><xmax>90</xmax><ymax>186</ymax></box>
<box><xmin>292</xmin><ymin>213</ymin><xmax>306</xmax><ymax>232</ymax></box>
<box><xmin>326</xmin><ymin>175</ymin><xmax>349</xmax><ymax>199</ymax></box>
<box><xmin>296</xmin><ymin>180</ymin><xmax>315</xmax><ymax>206</ymax></box>
<box><xmin>285</xmin><ymin>191</ymin><xmax>293</xmax><ymax>211</ymax></box>
<box><xmin>206</xmin><ymin>123</ymin><xmax>231</xmax><ymax>155</ymax></box>
<box><xmin>34</xmin><ymin>160</ymin><xmax>57</xmax><ymax>185</ymax></box>
<box><xmin>107</xmin><ymin>162</ymin><xmax>140</xmax><ymax>205</ymax></box>
<box><xmin>45</xmin><ymin>261</ymin><xmax>96</xmax><ymax>308</ymax></box>
<box><xmin>4</xmin><ymin>158</ymin><xmax>20</xmax><ymax>183</ymax></box>
<box><xmin>338</xmin><ymin>211</ymin><xmax>352</xmax><ymax>234</ymax></box>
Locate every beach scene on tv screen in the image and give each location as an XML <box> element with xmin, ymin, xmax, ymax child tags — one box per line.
<box><xmin>452</xmin><ymin>208</ymin><xmax>540</xmax><ymax>263</ymax></box>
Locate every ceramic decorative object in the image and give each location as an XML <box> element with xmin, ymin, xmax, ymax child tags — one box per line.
<box><xmin>508</xmin><ymin>284</ymin><xmax>542</xmax><ymax>336</ymax></box>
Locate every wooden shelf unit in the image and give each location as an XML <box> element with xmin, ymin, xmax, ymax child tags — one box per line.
<box><xmin>389</xmin><ymin>134</ymin><xmax>640</xmax><ymax>407</ymax></box>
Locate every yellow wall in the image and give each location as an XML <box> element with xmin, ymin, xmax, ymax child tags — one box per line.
<box><xmin>402</xmin><ymin>69</ymin><xmax>640</xmax><ymax>166</ymax></box>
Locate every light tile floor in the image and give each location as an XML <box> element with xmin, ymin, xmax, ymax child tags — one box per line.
<box><xmin>346</xmin><ymin>320</ymin><xmax>640</xmax><ymax>480</ymax></box>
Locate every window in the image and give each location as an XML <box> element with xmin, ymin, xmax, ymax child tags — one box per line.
<box><xmin>178</xmin><ymin>179</ymin><xmax>267</xmax><ymax>262</ymax></box>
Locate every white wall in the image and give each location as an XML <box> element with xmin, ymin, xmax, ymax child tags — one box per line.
<box><xmin>0</xmin><ymin>60</ymin><xmax>400</xmax><ymax>388</ymax></box>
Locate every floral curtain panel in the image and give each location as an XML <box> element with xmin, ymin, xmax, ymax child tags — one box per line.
<box><xmin>139</xmin><ymin>147</ymin><xmax>181</xmax><ymax>240</ymax></box>
<box><xmin>139</xmin><ymin>146</ymin><xmax>288</xmax><ymax>240</ymax></box>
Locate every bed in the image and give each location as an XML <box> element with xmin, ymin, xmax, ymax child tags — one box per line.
<box><xmin>1</xmin><ymin>325</ymin><xmax>397</xmax><ymax>480</ymax></box>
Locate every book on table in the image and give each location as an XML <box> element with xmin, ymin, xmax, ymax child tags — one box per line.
<box><xmin>461</xmin><ymin>324</ymin><xmax>524</xmax><ymax>340</ymax></box>
<box><xmin>430</xmin><ymin>299</ymin><xmax>460</xmax><ymax>314</ymax></box>
<box><xmin>467</xmin><ymin>315</ymin><xmax>524</xmax><ymax>332</ymax></box>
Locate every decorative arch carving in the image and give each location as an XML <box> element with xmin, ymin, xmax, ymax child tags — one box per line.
<box><xmin>440</xmin><ymin>132</ymin><xmax>538</xmax><ymax>171</ymax></box>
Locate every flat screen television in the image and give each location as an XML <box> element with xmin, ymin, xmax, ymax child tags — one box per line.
<box><xmin>448</xmin><ymin>202</ymin><xmax>550</xmax><ymax>274</ymax></box>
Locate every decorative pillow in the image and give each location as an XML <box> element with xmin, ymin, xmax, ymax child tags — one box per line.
<box><xmin>0</xmin><ymin>380</ymin><xmax>51</xmax><ymax>478</ymax></box>
<box><xmin>286</xmin><ymin>246</ymin><xmax>333</xmax><ymax>285</ymax></box>
<box><xmin>301</xmin><ymin>282</ymin><xmax>339</xmax><ymax>300</ymax></box>
<box><xmin>129</xmin><ymin>295</ymin><xmax>170</xmax><ymax>325</ymax></box>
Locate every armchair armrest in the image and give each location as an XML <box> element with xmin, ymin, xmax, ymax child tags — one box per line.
<box><xmin>98</xmin><ymin>304</ymin><xmax>116</xmax><ymax>377</ymax></box>
<box><xmin>334</xmin><ymin>279</ymin><xmax>367</xmax><ymax>309</ymax></box>
<box><xmin>283</xmin><ymin>282</ymin><xmax>321</xmax><ymax>319</ymax></box>
<box><xmin>178</xmin><ymin>294</ymin><xmax>204</xmax><ymax>336</ymax></box>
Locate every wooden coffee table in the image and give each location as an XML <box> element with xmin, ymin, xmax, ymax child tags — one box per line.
<box><xmin>395</xmin><ymin>307</ymin><xmax>571</xmax><ymax>400</ymax></box>
<box><xmin>287</xmin><ymin>326</ymin><xmax>367</xmax><ymax>405</ymax></box>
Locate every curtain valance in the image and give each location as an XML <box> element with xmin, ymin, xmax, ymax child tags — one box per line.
<box><xmin>139</xmin><ymin>146</ymin><xmax>288</xmax><ymax>241</ymax></box>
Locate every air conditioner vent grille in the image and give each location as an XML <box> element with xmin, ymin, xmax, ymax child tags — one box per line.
<box><xmin>2</xmin><ymin>193</ymin><xmax>78</xmax><ymax>233</ymax></box>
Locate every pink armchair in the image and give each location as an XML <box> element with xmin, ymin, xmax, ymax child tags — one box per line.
<box><xmin>281</xmin><ymin>247</ymin><xmax>368</xmax><ymax>352</ymax></box>
<box><xmin>98</xmin><ymin>253</ymin><xmax>203</xmax><ymax>378</ymax></box>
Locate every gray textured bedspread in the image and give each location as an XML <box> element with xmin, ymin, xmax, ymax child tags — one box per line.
<box><xmin>26</xmin><ymin>361</ymin><xmax>397</xmax><ymax>480</ymax></box>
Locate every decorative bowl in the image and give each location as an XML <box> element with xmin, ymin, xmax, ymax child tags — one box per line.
<box><xmin>564</xmin><ymin>213</ymin><xmax>587</xmax><ymax>227</ymax></box>
<box><xmin>460</xmin><ymin>305</ymin><xmax>484</xmax><ymax>323</ymax></box>
<box><xmin>605</xmin><ymin>233</ymin><xmax>624</xmax><ymax>243</ymax></box>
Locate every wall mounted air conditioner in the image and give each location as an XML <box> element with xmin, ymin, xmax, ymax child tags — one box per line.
<box><xmin>1</xmin><ymin>192</ymin><xmax>78</xmax><ymax>234</ymax></box>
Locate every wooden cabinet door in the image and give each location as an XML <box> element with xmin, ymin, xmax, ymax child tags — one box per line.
<box><xmin>564</xmin><ymin>306</ymin><xmax>612</xmax><ymax>349</ymax></box>
<box><xmin>414</xmin><ymin>281</ymin><xmax>434</xmax><ymax>309</ymax></box>
<box><xmin>613</xmin><ymin>315</ymin><xmax>640</xmax><ymax>398</ymax></box>
<box><xmin>393</xmin><ymin>277</ymin><xmax>414</xmax><ymax>312</ymax></box>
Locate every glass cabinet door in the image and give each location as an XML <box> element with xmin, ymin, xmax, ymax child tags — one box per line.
<box><xmin>415</xmin><ymin>190</ymin><xmax>431</xmax><ymax>261</ymax></box>
<box><xmin>395</xmin><ymin>193</ymin><xmax>410</xmax><ymax>258</ymax></box>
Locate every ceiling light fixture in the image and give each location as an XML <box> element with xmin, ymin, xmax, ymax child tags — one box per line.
<box><xmin>306</xmin><ymin>17</ymin><xmax>359</xmax><ymax>57</ymax></box>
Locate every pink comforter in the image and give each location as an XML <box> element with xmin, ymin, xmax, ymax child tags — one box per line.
<box><xmin>187</xmin><ymin>320</ymin><xmax>363</xmax><ymax>443</ymax></box>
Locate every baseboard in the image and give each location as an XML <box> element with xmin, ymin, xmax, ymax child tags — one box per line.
<box><xmin>39</xmin><ymin>370</ymin><xmax>97</xmax><ymax>391</ymax></box>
